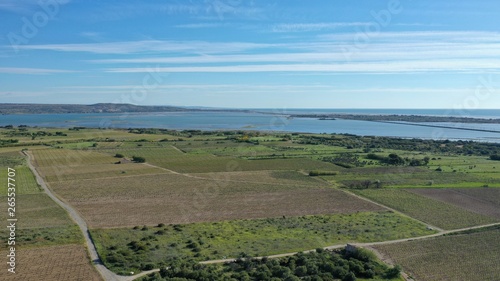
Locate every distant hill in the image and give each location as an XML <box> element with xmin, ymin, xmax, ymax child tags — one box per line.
<box><xmin>0</xmin><ymin>103</ymin><xmax>197</xmax><ymax>114</ymax></box>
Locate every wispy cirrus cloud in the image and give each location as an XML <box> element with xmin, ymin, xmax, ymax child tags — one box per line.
<box><xmin>0</xmin><ymin>67</ymin><xmax>75</xmax><ymax>75</ymax></box>
<box><xmin>105</xmin><ymin>59</ymin><xmax>500</xmax><ymax>74</ymax></box>
<box><xmin>318</xmin><ymin>30</ymin><xmax>500</xmax><ymax>42</ymax></box>
<box><xmin>51</xmin><ymin>84</ymin><xmax>469</xmax><ymax>94</ymax></box>
<box><xmin>87</xmin><ymin>1</ymin><xmax>264</xmax><ymax>22</ymax></box>
<box><xmin>16</xmin><ymin>40</ymin><xmax>276</xmax><ymax>54</ymax></box>
<box><xmin>9</xmin><ymin>31</ymin><xmax>500</xmax><ymax>75</ymax></box>
<box><xmin>0</xmin><ymin>0</ymin><xmax>71</xmax><ymax>14</ymax></box>
<box><xmin>19</xmin><ymin>30</ymin><xmax>500</xmax><ymax>57</ymax></box>
<box><xmin>175</xmin><ymin>23</ymin><xmax>225</xmax><ymax>29</ymax></box>
<box><xmin>88</xmin><ymin>43</ymin><xmax>500</xmax><ymax>65</ymax></box>
<box><xmin>270</xmin><ymin>22</ymin><xmax>371</xmax><ymax>33</ymax></box>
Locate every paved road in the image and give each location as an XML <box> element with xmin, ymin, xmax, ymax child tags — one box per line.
<box><xmin>25</xmin><ymin>151</ymin><xmax>158</xmax><ymax>281</ymax></box>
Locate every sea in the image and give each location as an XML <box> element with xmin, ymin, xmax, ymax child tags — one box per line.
<box><xmin>1</xmin><ymin>109</ymin><xmax>500</xmax><ymax>143</ymax></box>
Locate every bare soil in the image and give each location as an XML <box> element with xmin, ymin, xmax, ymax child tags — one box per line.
<box><xmin>409</xmin><ymin>188</ymin><xmax>500</xmax><ymax>220</ymax></box>
<box><xmin>0</xmin><ymin>245</ymin><xmax>102</xmax><ymax>281</ymax></box>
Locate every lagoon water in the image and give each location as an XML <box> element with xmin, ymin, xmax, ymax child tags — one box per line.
<box><xmin>1</xmin><ymin>110</ymin><xmax>500</xmax><ymax>142</ymax></box>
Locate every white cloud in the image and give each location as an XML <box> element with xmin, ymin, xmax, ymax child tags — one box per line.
<box><xmin>318</xmin><ymin>31</ymin><xmax>500</xmax><ymax>43</ymax></box>
<box><xmin>10</xmin><ymin>31</ymin><xmax>500</xmax><ymax>75</ymax></box>
<box><xmin>271</xmin><ymin>22</ymin><xmax>371</xmax><ymax>33</ymax></box>
<box><xmin>0</xmin><ymin>0</ymin><xmax>71</xmax><ymax>14</ymax></box>
<box><xmin>105</xmin><ymin>59</ymin><xmax>500</xmax><ymax>74</ymax></box>
<box><xmin>175</xmin><ymin>23</ymin><xmax>224</xmax><ymax>29</ymax></box>
<box><xmin>18</xmin><ymin>40</ymin><xmax>276</xmax><ymax>54</ymax></box>
<box><xmin>88</xmin><ymin>43</ymin><xmax>500</xmax><ymax>65</ymax></box>
<box><xmin>0</xmin><ymin>67</ymin><xmax>75</xmax><ymax>75</ymax></box>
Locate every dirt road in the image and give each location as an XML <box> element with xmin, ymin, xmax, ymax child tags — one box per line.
<box><xmin>25</xmin><ymin>151</ymin><xmax>500</xmax><ymax>280</ymax></box>
<box><xmin>200</xmin><ymin>222</ymin><xmax>500</xmax><ymax>265</ymax></box>
<box><xmin>25</xmin><ymin>151</ymin><xmax>159</xmax><ymax>281</ymax></box>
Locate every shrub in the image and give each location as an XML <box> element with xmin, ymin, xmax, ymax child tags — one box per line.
<box><xmin>385</xmin><ymin>265</ymin><xmax>402</xmax><ymax>279</ymax></box>
<box><xmin>490</xmin><ymin>155</ymin><xmax>500</xmax><ymax>161</ymax></box>
<box><xmin>132</xmin><ymin>156</ymin><xmax>146</xmax><ymax>163</ymax></box>
<box><xmin>309</xmin><ymin>171</ymin><xmax>338</xmax><ymax>176</ymax></box>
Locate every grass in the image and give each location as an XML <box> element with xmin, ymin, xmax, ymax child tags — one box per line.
<box><xmin>0</xmin><ymin>194</ymin><xmax>75</xmax><ymax>228</ymax></box>
<box><xmin>189</xmin><ymin>170</ymin><xmax>328</xmax><ymax>186</ymax></box>
<box><xmin>0</xmin><ymin>153</ymin><xmax>24</xmax><ymax>166</ymax></box>
<box><xmin>99</xmin><ymin>146</ymin><xmax>338</xmax><ymax>173</ymax></box>
<box><xmin>0</xmin><ymin>166</ymin><xmax>41</xmax><ymax>195</ymax></box>
<box><xmin>355</xmin><ymin>189</ymin><xmax>497</xmax><ymax>230</ymax></box>
<box><xmin>408</xmin><ymin>188</ymin><xmax>500</xmax><ymax>220</ymax></box>
<box><xmin>0</xmin><ymin>160</ymin><xmax>83</xmax><ymax>249</ymax></box>
<box><xmin>0</xmin><ymin>225</ymin><xmax>82</xmax><ymax>248</ymax></box>
<box><xmin>0</xmin><ymin>193</ymin><xmax>83</xmax><ymax>248</ymax></box>
<box><xmin>2</xmin><ymin>128</ymin><xmax>498</xmax><ymax>278</ymax></box>
<box><xmin>321</xmin><ymin>166</ymin><xmax>500</xmax><ymax>188</ymax></box>
<box><xmin>33</xmin><ymin>148</ymin><xmax>117</xmax><ymax>167</ymax></box>
<box><xmin>92</xmin><ymin>211</ymin><xmax>436</xmax><ymax>274</ymax></box>
<box><xmin>374</xmin><ymin>229</ymin><xmax>500</xmax><ymax>281</ymax></box>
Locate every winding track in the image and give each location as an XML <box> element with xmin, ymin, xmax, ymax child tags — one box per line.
<box><xmin>24</xmin><ymin>151</ymin><xmax>160</xmax><ymax>281</ymax></box>
<box><xmin>24</xmin><ymin>151</ymin><xmax>500</xmax><ymax>280</ymax></box>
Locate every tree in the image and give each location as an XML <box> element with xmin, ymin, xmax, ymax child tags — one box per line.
<box><xmin>387</xmin><ymin>153</ymin><xmax>405</xmax><ymax>165</ymax></box>
<box><xmin>490</xmin><ymin>155</ymin><xmax>500</xmax><ymax>161</ymax></box>
<box><xmin>294</xmin><ymin>266</ymin><xmax>308</xmax><ymax>277</ymax></box>
<box><xmin>385</xmin><ymin>265</ymin><xmax>402</xmax><ymax>279</ymax></box>
<box><xmin>342</xmin><ymin>272</ymin><xmax>356</xmax><ymax>281</ymax></box>
<box><xmin>132</xmin><ymin>156</ymin><xmax>146</xmax><ymax>163</ymax></box>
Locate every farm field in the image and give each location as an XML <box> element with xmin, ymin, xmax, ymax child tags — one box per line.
<box><xmin>458</xmin><ymin>187</ymin><xmax>500</xmax><ymax>205</ymax></box>
<box><xmin>32</xmin><ymin>148</ymin><xmax>165</xmax><ymax>182</ymax></box>
<box><xmin>0</xmin><ymin>149</ymin><xmax>101</xmax><ymax>280</ymax></box>
<box><xmin>321</xmin><ymin>165</ymin><xmax>500</xmax><ymax>189</ymax></box>
<box><xmin>0</xmin><ymin>244</ymin><xmax>102</xmax><ymax>281</ymax></box>
<box><xmin>48</xmin><ymin>171</ymin><xmax>385</xmax><ymax>228</ymax></box>
<box><xmin>99</xmin><ymin>146</ymin><xmax>338</xmax><ymax>173</ymax></box>
<box><xmin>92</xmin><ymin>211</ymin><xmax>435</xmax><ymax>274</ymax></box>
<box><xmin>0</xmin><ymin>166</ymin><xmax>41</xmax><ymax>195</ymax></box>
<box><xmin>409</xmin><ymin>188</ymin><xmax>500</xmax><ymax>220</ymax></box>
<box><xmin>373</xmin><ymin>228</ymin><xmax>500</xmax><ymax>281</ymax></box>
<box><xmin>2</xmin><ymin>127</ymin><xmax>500</xmax><ymax>278</ymax></box>
<box><xmin>354</xmin><ymin>189</ymin><xmax>498</xmax><ymax>229</ymax></box>
<box><xmin>188</xmin><ymin>170</ymin><xmax>328</xmax><ymax>186</ymax></box>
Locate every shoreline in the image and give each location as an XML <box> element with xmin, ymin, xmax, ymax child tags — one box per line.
<box><xmin>289</xmin><ymin>113</ymin><xmax>500</xmax><ymax>124</ymax></box>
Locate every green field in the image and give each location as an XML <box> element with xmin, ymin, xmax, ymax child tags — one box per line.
<box><xmin>354</xmin><ymin>189</ymin><xmax>498</xmax><ymax>229</ymax></box>
<box><xmin>0</xmin><ymin>166</ymin><xmax>41</xmax><ymax>195</ymax></box>
<box><xmin>98</xmin><ymin>146</ymin><xmax>338</xmax><ymax>173</ymax></box>
<box><xmin>92</xmin><ymin>211</ymin><xmax>435</xmax><ymax>274</ymax></box>
<box><xmin>0</xmin><ymin>149</ymin><xmax>82</xmax><ymax>248</ymax></box>
<box><xmin>2</xmin><ymin>127</ymin><xmax>500</xmax><ymax>278</ymax></box>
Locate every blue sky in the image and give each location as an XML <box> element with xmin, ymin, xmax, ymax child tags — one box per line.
<box><xmin>1</xmin><ymin>0</ymin><xmax>500</xmax><ymax>109</ymax></box>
